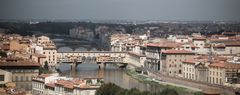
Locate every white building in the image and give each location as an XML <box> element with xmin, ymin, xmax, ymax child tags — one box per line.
<box><xmin>32</xmin><ymin>74</ymin><xmax>103</xmax><ymax>95</ymax></box>
<box><xmin>35</xmin><ymin>36</ymin><xmax>57</xmax><ymax>67</ymax></box>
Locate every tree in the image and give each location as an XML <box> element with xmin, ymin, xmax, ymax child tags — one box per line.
<box><xmin>95</xmin><ymin>83</ymin><xmax>180</xmax><ymax>95</ymax></box>
<box><xmin>159</xmin><ymin>88</ymin><xmax>179</xmax><ymax>95</ymax></box>
<box><xmin>0</xmin><ymin>51</ymin><xmax>7</xmax><ymax>57</ymax></box>
<box><xmin>44</xmin><ymin>61</ymin><xmax>49</xmax><ymax>70</ymax></box>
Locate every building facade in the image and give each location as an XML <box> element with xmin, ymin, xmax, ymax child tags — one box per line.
<box><xmin>161</xmin><ymin>50</ymin><xmax>195</xmax><ymax>77</ymax></box>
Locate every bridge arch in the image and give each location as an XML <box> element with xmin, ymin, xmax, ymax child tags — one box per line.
<box><xmin>90</xmin><ymin>48</ymin><xmax>98</xmax><ymax>51</ymax></box>
<box><xmin>75</xmin><ymin>47</ymin><xmax>87</xmax><ymax>51</ymax></box>
<box><xmin>58</xmin><ymin>47</ymin><xmax>73</xmax><ymax>52</ymax></box>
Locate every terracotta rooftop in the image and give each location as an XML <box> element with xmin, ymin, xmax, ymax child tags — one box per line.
<box><xmin>192</xmin><ymin>37</ymin><xmax>206</xmax><ymax>40</ymax></box>
<box><xmin>213</xmin><ymin>44</ymin><xmax>225</xmax><ymax>48</ymax></box>
<box><xmin>46</xmin><ymin>83</ymin><xmax>55</xmax><ymax>88</ymax></box>
<box><xmin>0</xmin><ymin>60</ymin><xmax>40</xmax><ymax>67</ymax></box>
<box><xmin>145</xmin><ymin>42</ymin><xmax>181</xmax><ymax>48</ymax></box>
<box><xmin>182</xmin><ymin>59</ymin><xmax>196</xmax><ymax>64</ymax></box>
<box><xmin>224</xmin><ymin>41</ymin><xmax>240</xmax><ymax>46</ymax></box>
<box><xmin>162</xmin><ymin>50</ymin><xmax>194</xmax><ymax>54</ymax></box>
<box><xmin>32</xmin><ymin>54</ymin><xmax>46</xmax><ymax>58</ymax></box>
<box><xmin>222</xmin><ymin>32</ymin><xmax>240</xmax><ymax>35</ymax></box>
<box><xmin>56</xmin><ymin>80</ymin><xmax>75</xmax><ymax>89</ymax></box>
<box><xmin>209</xmin><ymin>62</ymin><xmax>240</xmax><ymax>69</ymax></box>
<box><xmin>39</xmin><ymin>74</ymin><xmax>51</xmax><ymax>78</ymax></box>
<box><xmin>32</xmin><ymin>78</ymin><xmax>44</xmax><ymax>83</ymax></box>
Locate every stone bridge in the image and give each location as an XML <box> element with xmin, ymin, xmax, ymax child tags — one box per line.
<box><xmin>57</xmin><ymin>51</ymin><xmax>128</xmax><ymax>70</ymax></box>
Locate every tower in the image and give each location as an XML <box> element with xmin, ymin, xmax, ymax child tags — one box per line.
<box><xmin>146</xmin><ymin>30</ymin><xmax>150</xmax><ymax>40</ymax></box>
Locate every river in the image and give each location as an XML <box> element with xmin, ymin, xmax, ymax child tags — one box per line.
<box><xmin>53</xmin><ymin>38</ymin><xmax>191</xmax><ymax>95</ymax></box>
<box><xmin>58</xmin><ymin>63</ymin><xmax>162</xmax><ymax>92</ymax></box>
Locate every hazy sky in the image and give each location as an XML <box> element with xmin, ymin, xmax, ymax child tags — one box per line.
<box><xmin>0</xmin><ymin>0</ymin><xmax>240</xmax><ymax>21</ymax></box>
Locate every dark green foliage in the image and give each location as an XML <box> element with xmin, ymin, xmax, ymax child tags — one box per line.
<box><xmin>95</xmin><ymin>83</ymin><xmax>179</xmax><ymax>95</ymax></box>
<box><xmin>44</xmin><ymin>61</ymin><xmax>49</xmax><ymax>70</ymax></box>
<box><xmin>159</xmin><ymin>88</ymin><xmax>179</xmax><ymax>95</ymax></box>
<box><xmin>0</xmin><ymin>51</ymin><xmax>7</xmax><ymax>57</ymax></box>
<box><xmin>193</xmin><ymin>91</ymin><xmax>204</xmax><ymax>95</ymax></box>
<box><xmin>96</xmin><ymin>83</ymin><xmax>122</xmax><ymax>95</ymax></box>
<box><xmin>40</xmin><ymin>61</ymin><xmax>51</xmax><ymax>74</ymax></box>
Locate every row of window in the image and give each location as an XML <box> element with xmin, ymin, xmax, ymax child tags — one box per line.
<box><xmin>184</xmin><ymin>67</ymin><xmax>194</xmax><ymax>72</ymax></box>
<box><xmin>7</xmin><ymin>69</ymin><xmax>38</xmax><ymax>73</ymax></box>
<box><xmin>13</xmin><ymin>76</ymin><xmax>34</xmax><ymax>82</ymax></box>
<box><xmin>183</xmin><ymin>72</ymin><xmax>223</xmax><ymax>85</ymax></box>
<box><xmin>208</xmin><ymin>77</ymin><xmax>222</xmax><ymax>85</ymax></box>
<box><xmin>33</xmin><ymin>81</ymin><xmax>44</xmax><ymax>89</ymax></box>
<box><xmin>209</xmin><ymin>70</ymin><xmax>222</xmax><ymax>77</ymax></box>
<box><xmin>169</xmin><ymin>64</ymin><xmax>182</xmax><ymax>68</ymax></box>
<box><xmin>183</xmin><ymin>72</ymin><xmax>195</xmax><ymax>80</ymax></box>
<box><xmin>43</xmin><ymin>51</ymin><xmax>55</xmax><ymax>54</ymax></box>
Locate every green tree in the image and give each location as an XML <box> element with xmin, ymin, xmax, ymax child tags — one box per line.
<box><xmin>159</xmin><ymin>88</ymin><xmax>179</xmax><ymax>95</ymax></box>
<box><xmin>44</xmin><ymin>61</ymin><xmax>49</xmax><ymax>70</ymax></box>
<box><xmin>96</xmin><ymin>83</ymin><xmax>122</xmax><ymax>95</ymax></box>
<box><xmin>0</xmin><ymin>51</ymin><xmax>7</xmax><ymax>57</ymax></box>
<box><xmin>193</xmin><ymin>92</ymin><xmax>204</xmax><ymax>95</ymax></box>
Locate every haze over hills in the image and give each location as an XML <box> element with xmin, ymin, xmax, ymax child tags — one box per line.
<box><xmin>1</xmin><ymin>0</ymin><xmax>240</xmax><ymax>22</ymax></box>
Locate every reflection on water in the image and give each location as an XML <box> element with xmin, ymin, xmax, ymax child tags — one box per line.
<box><xmin>58</xmin><ymin>63</ymin><xmax>162</xmax><ymax>92</ymax></box>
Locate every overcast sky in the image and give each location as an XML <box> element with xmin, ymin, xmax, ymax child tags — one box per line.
<box><xmin>0</xmin><ymin>0</ymin><xmax>240</xmax><ymax>21</ymax></box>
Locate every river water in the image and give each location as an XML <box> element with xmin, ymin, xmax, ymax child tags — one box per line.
<box><xmin>53</xmin><ymin>39</ymin><xmax>191</xmax><ymax>95</ymax></box>
<box><xmin>58</xmin><ymin>63</ymin><xmax>162</xmax><ymax>92</ymax></box>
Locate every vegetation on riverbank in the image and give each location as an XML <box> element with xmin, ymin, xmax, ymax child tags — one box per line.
<box><xmin>96</xmin><ymin>83</ymin><xmax>179</xmax><ymax>95</ymax></box>
<box><xmin>125</xmin><ymin>69</ymin><xmax>203</xmax><ymax>95</ymax></box>
<box><xmin>39</xmin><ymin>61</ymin><xmax>53</xmax><ymax>74</ymax></box>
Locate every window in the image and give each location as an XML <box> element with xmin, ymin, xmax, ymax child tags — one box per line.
<box><xmin>179</xmin><ymin>70</ymin><xmax>182</xmax><ymax>74</ymax></box>
<box><xmin>26</xmin><ymin>76</ymin><xmax>29</xmax><ymax>81</ymax></box>
<box><xmin>15</xmin><ymin>76</ymin><xmax>19</xmax><ymax>82</ymax></box>
<box><xmin>21</xmin><ymin>76</ymin><xmax>24</xmax><ymax>81</ymax></box>
<box><xmin>0</xmin><ymin>75</ymin><xmax>4</xmax><ymax>81</ymax></box>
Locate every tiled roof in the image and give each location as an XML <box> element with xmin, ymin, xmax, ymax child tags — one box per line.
<box><xmin>192</xmin><ymin>37</ymin><xmax>206</xmax><ymax>40</ymax></box>
<box><xmin>32</xmin><ymin>54</ymin><xmax>46</xmax><ymax>58</ymax></box>
<box><xmin>0</xmin><ymin>61</ymin><xmax>40</xmax><ymax>67</ymax></box>
<box><xmin>162</xmin><ymin>50</ymin><xmax>194</xmax><ymax>54</ymax></box>
<box><xmin>182</xmin><ymin>59</ymin><xmax>196</xmax><ymax>64</ymax></box>
<box><xmin>224</xmin><ymin>41</ymin><xmax>240</xmax><ymax>46</ymax></box>
<box><xmin>145</xmin><ymin>42</ymin><xmax>181</xmax><ymax>48</ymax></box>
<box><xmin>56</xmin><ymin>80</ymin><xmax>76</xmax><ymax>89</ymax></box>
<box><xmin>46</xmin><ymin>83</ymin><xmax>55</xmax><ymax>88</ymax></box>
<box><xmin>209</xmin><ymin>62</ymin><xmax>240</xmax><ymax>69</ymax></box>
<box><xmin>213</xmin><ymin>44</ymin><xmax>225</xmax><ymax>48</ymax></box>
<box><xmin>39</xmin><ymin>74</ymin><xmax>51</xmax><ymax>78</ymax></box>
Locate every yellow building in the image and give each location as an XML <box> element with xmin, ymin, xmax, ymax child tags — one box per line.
<box><xmin>43</xmin><ymin>47</ymin><xmax>57</xmax><ymax>67</ymax></box>
<box><xmin>9</xmin><ymin>40</ymin><xmax>29</xmax><ymax>52</ymax></box>
<box><xmin>182</xmin><ymin>58</ymin><xmax>209</xmax><ymax>82</ymax></box>
<box><xmin>31</xmin><ymin>54</ymin><xmax>46</xmax><ymax>66</ymax></box>
<box><xmin>208</xmin><ymin>62</ymin><xmax>240</xmax><ymax>86</ymax></box>
<box><xmin>0</xmin><ymin>69</ymin><xmax>12</xmax><ymax>85</ymax></box>
<box><xmin>161</xmin><ymin>50</ymin><xmax>195</xmax><ymax>77</ymax></box>
<box><xmin>0</xmin><ymin>57</ymin><xmax>40</xmax><ymax>90</ymax></box>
